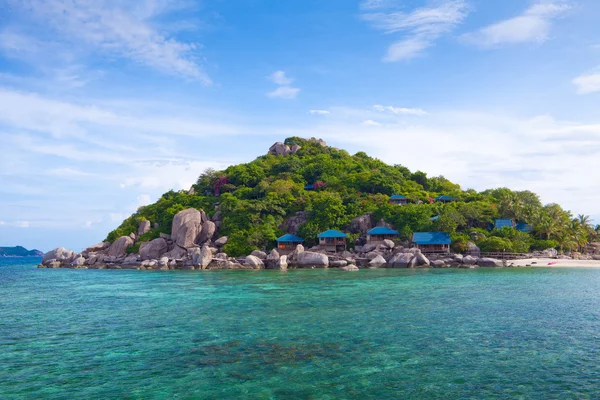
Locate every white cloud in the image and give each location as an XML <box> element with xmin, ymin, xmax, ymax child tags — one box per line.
<box><xmin>363</xmin><ymin>119</ymin><xmax>381</xmax><ymax>126</ymax></box>
<box><xmin>6</xmin><ymin>0</ymin><xmax>210</xmax><ymax>83</ymax></box>
<box><xmin>361</xmin><ymin>0</ymin><xmax>469</xmax><ymax>61</ymax></box>
<box><xmin>0</xmin><ymin>221</ymin><xmax>4</xmax><ymax>225</ymax></box>
<box><xmin>461</xmin><ymin>1</ymin><xmax>571</xmax><ymax>48</ymax></box>
<box><xmin>373</xmin><ymin>105</ymin><xmax>426</xmax><ymax>115</ymax></box>
<box><xmin>13</xmin><ymin>221</ymin><xmax>30</xmax><ymax>228</ymax></box>
<box><xmin>267</xmin><ymin>86</ymin><xmax>300</xmax><ymax>99</ymax></box>
<box><xmin>269</xmin><ymin>71</ymin><xmax>293</xmax><ymax>85</ymax></box>
<box><xmin>309</xmin><ymin>110</ymin><xmax>330</xmax><ymax>115</ymax></box>
<box><xmin>573</xmin><ymin>73</ymin><xmax>600</xmax><ymax>94</ymax></box>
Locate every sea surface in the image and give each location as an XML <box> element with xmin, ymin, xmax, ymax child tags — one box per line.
<box><xmin>2</xmin><ymin>258</ymin><xmax>600</xmax><ymax>399</ymax></box>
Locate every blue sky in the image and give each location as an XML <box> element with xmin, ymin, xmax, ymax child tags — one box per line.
<box><xmin>1</xmin><ymin>0</ymin><xmax>599</xmax><ymax>252</ymax></box>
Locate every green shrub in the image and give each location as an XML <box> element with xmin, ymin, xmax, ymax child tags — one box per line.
<box><xmin>531</xmin><ymin>239</ymin><xmax>558</xmax><ymax>251</ymax></box>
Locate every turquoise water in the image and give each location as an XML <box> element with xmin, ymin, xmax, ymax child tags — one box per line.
<box><xmin>2</xmin><ymin>258</ymin><xmax>600</xmax><ymax>399</ymax></box>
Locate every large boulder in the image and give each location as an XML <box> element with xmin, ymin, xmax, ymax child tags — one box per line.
<box><xmin>340</xmin><ymin>265</ymin><xmax>359</xmax><ymax>272</ymax></box>
<box><xmin>349</xmin><ymin>213</ymin><xmax>374</xmax><ymax>235</ymax></box>
<box><xmin>245</xmin><ymin>255</ymin><xmax>265</xmax><ymax>269</ymax></box>
<box><xmin>477</xmin><ymin>258</ymin><xmax>504</xmax><ymax>267</ymax></box>
<box><xmin>197</xmin><ymin>220</ymin><xmax>216</xmax><ymax>245</ymax></box>
<box><xmin>268</xmin><ymin>142</ymin><xmax>292</xmax><ymax>156</ymax></box>
<box><xmin>251</xmin><ymin>250</ymin><xmax>268</xmax><ymax>260</ymax></box>
<box><xmin>83</xmin><ymin>242</ymin><xmax>110</xmax><ymax>254</ymax></box>
<box><xmin>107</xmin><ymin>236</ymin><xmax>134</xmax><ymax>257</ymax></box>
<box><xmin>199</xmin><ymin>244</ymin><xmax>213</xmax><ymax>269</ymax></box>
<box><xmin>279</xmin><ymin>212</ymin><xmax>308</xmax><ymax>235</ymax></box>
<box><xmin>360</xmin><ymin>243</ymin><xmax>377</xmax><ymax>254</ymax></box>
<box><xmin>277</xmin><ymin>255</ymin><xmax>288</xmax><ymax>270</ymax></box>
<box><xmin>139</xmin><ymin>238</ymin><xmax>168</xmax><ymax>261</ymax></box>
<box><xmin>541</xmin><ymin>248</ymin><xmax>558</xmax><ymax>258</ymax></box>
<box><xmin>297</xmin><ymin>251</ymin><xmax>329</xmax><ymax>268</ymax></box>
<box><xmin>138</xmin><ymin>220</ymin><xmax>151</xmax><ymax>236</ymax></box>
<box><xmin>466</xmin><ymin>242</ymin><xmax>481</xmax><ymax>257</ymax></box>
<box><xmin>463</xmin><ymin>255</ymin><xmax>477</xmax><ymax>265</ymax></box>
<box><xmin>389</xmin><ymin>253</ymin><xmax>414</xmax><ymax>268</ymax></box>
<box><xmin>382</xmin><ymin>239</ymin><xmax>395</xmax><ymax>250</ymax></box>
<box><xmin>289</xmin><ymin>244</ymin><xmax>305</xmax><ymax>261</ymax></box>
<box><xmin>71</xmin><ymin>257</ymin><xmax>86</xmax><ymax>267</ymax></box>
<box><xmin>369</xmin><ymin>255</ymin><xmax>387</xmax><ymax>268</ymax></box>
<box><xmin>42</xmin><ymin>247</ymin><xmax>74</xmax><ymax>264</ymax></box>
<box><xmin>166</xmin><ymin>245</ymin><xmax>188</xmax><ymax>260</ymax></box>
<box><xmin>214</xmin><ymin>236</ymin><xmax>228</xmax><ymax>247</ymax></box>
<box><xmin>415</xmin><ymin>252</ymin><xmax>430</xmax><ymax>267</ymax></box>
<box><xmin>171</xmin><ymin>208</ymin><xmax>203</xmax><ymax>248</ymax></box>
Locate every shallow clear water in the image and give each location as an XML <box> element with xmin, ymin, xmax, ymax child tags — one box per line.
<box><xmin>2</xmin><ymin>258</ymin><xmax>600</xmax><ymax>399</ymax></box>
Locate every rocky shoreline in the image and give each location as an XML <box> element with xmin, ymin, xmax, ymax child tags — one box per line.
<box><xmin>39</xmin><ymin>207</ymin><xmax>583</xmax><ymax>272</ymax></box>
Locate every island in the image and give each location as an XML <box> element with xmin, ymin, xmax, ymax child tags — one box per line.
<box><xmin>1</xmin><ymin>246</ymin><xmax>43</xmax><ymax>257</ymax></box>
<box><xmin>39</xmin><ymin>137</ymin><xmax>600</xmax><ymax>271</ymax></box>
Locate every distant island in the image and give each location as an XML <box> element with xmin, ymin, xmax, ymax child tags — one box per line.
<box><xmin>39</xmin><ymin>137</ymin><xmax>600</xmax><ymax>271</ymax></box>
<box><xmin>1</xmin><ymin>246</ymin><xmax>43</xmax><ymax>257</ymax></box>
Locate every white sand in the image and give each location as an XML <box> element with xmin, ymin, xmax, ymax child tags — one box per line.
<box><xmin>510</xmin><ymin>258</ymin><xmax>600</xmax><ymax>268</ymax></box>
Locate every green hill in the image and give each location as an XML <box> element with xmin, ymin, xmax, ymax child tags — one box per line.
<box><xmin>106</xmin><ymin>137</ymin><xmax>599</xmax><ymax>257</ymax></box>
<box><xmin>0</xmin><ymin>246</ymin><xmax>43</xmax><ymax>257</ymax></box>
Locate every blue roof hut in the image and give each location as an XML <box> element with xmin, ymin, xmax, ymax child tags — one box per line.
<box><xmin>390</xmin><ymin>195</ymin><xmax>408</xmax><ymax>205</ymax></box>
<box><xmin>276</xmin><ymin>234</ymin><xmax>304</xmax><ymax>255</ymax></box>
<box><xmin>318</xmin><ymin>230</ymin><xmax>348</xmax><ymax>253</ymax></box>
<box><xmin>367</xmin><ymin>227</ymin><xmax>399</xmax><ymax>244</ymax></box>
<box><xmin>494</xmin><ymin>219</ymin><xmax>516</xmax><ymax>230</ymax></box>
<box><xmin>435</xmin><ymin>195</ymin><xmax>457</xmax><ymax>203</ymax></box>
<box><xmin>412</xmin><ymin>232</ymin><xmax>452</xmax><ymax>254</ymax></box>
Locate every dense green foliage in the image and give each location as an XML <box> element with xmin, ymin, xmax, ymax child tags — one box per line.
<box><xmin>106</xmin><ymin>137</ymin><xmax>600</xmax><ymax>256</ymax></box>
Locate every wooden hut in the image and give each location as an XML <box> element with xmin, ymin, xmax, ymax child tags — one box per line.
<box><xmin>390</xmin><ymin>195</ymin><xmax>408</xmax><ymax>205</ymax></box>
<box><xmin>412</xmin><ymin>232</ymin><xmax>451</xmax><ymax>253</ymax></box>
<box><xmin>318</xmin><ymin>230</ymin><xmax>348</xmax><ymax>252</ymax></box>
<box><xmin>276</xmin><ymin>234</ymin><xmax>304</xmax><ymax>255</ymax></box>
<box><xmin>367</xmin><ymin>227</ymin><xmax>399</xmax><ymax>244</ymax></box>
<box><xmin>435</xmin><ymin>195</ymin><xmax>457</xmax><ymax>203</ymax></box>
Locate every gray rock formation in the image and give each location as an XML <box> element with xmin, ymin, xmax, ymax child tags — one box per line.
<box><xmin>340</xmin><ymin>265</ymin><xmax>359</xmax><ymax>272</ymax></box>
<box><xmin>107</xmin><ymin>236</ymin><xmax>134</xmax><ymax>257</ymax></box>
<box><xmin>349</xmin><ymin>213</ymin><xmax>374</xmax><ymax>235</ymax></box>
<box><xmin>139</xmin><ymin>238</ymin><xmax>168</xmax><ymax>261</ymax></box>
<box><xmin>279</xmin><ymin>212</ymin><xmax>308</xmax><ymax>235</ymax></box>
<box><xmin>297</xmin><ymin>251</ymin><xmax>329</xmax><ymax>268</ymax></box>
<box><xmin>389</xmin><ymin>253</ymin><xmax>414</xmax><ymax>268</ymax></box>
<box><xmin>289</xmin><ymin>244</ymin><xmax>305</xmax><ymax>261</ymax></box>
<box><xmin>251</xmin><ymin>250</ymin><xmax>268</xmax><ymax>260</ymax></box>
<box><xmin>330</xmin><ymin>260</ymin><xmax>348</xmax><ymax>267</ymax></box>
<box><xmin>138</xmin><ymin>220</ymin><xmax>151</xmax><ymax>236</ymax></box>
<box><xmin>269</xmin><ymin>142</ymin><xmax>292</xmax><ymax>156</ymax></box>
<box><xmin>199</xmin><ymin>244</ymin><xmax>213</xmax><ymax>269</ymax></box>
<box><xmin>477</xmin><ymin>258</ymin><xmax>503</xmax><ymax>267</ymax></box>
<box><xmin>277</xmin><ymin>255</ymin><xmax>288</xmax><ymax>270</ymax></box>
<box><xmin>382</xmin><ymin>239</ymin><xmax>395</xmax><ymax>250</ymax></box>
<box><xmin>42</xmin><ymin>247</ymin><xmax>74</xmax><ymax>265</ymax></box>
<box><xmin>214</xmin><ymin>236</ymin><xmax>228</xmax><ymax>247</ymax></box>
<box><xmin>171</xmin><ymin>208</ymin><xmax>203</xmax><ymax>248</ymax></box>
<box><xmin>463</xmin><ymin>255</ymin><xmax>477</xmax><ymax>265</ymax></box>
<box><xmin>466</xmin><ymin>241</ymin><xmax>481</xmax><ymax>257</ymax></box>
<box><xmin>197</xmin><ymin>220</ymin><xmax>216</xmax><ymax>245</ymax></box>
<box><xmin>369</xmin><ymin>255</ymin><xmax>387</xmax><ymax>268</ymax></box>
<box><xmin>245</xmin><ymin>255</ymin><xmax>265</xmax><ymax>269</ymax></box>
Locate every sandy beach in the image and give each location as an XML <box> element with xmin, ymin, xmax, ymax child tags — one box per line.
<box><xmin>511</xmin><ymin>258</ymin><xmax>600</xmax><ymax>268</ymax></box>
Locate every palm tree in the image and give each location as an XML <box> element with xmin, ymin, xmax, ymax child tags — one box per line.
<box><xmin>578</xmin><ymin>214</ymin><xmax>593</xmax><ymax>227</ymax></box>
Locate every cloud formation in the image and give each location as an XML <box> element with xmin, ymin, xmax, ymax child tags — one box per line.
<box><xmin>269</xmin><ymin>71</ymin><xmax>293</xmax><ymax>85</ymax></box>
<box><xmin>361</xmin><ymin>0</ymin><xmax>469</xmax><ymax>61</ymax></box>
<box><xmin>4</xmin><ymin>0</ymin><xmax>210</xmax><ymax>83</ymax></box>
<box><xmin>309</xmin><ymin>110</ymin><xmax>330</xmax><ymax>115</ymax></box>
<box><xmin>461</xmin><ymin>1</ymin><xmax>571</xmax><ymax>48</ymax></box>
<box><xmin>573</xmin><ymin>73</ymin><xmax>600</xmax><ymax>94</ymax></box>
<box><xmin>266</xmin><ymin>71</ymin><xmax>300</xmax><ymax>99</ymax></box>
<box><xmin>373</xmin><ymin>105</ymin><xmax>426</xmax><ymax>115</ymax></box>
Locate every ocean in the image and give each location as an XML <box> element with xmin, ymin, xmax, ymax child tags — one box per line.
<box><xmin>2</xmin><ymin>257</ymin><xmax>600</xmax><ymax>399</ymax></box>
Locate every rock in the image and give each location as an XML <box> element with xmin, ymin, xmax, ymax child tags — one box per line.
<box><xmin>199</xmin><ymin>244</ymin><xmax>213</xmax><ymax>269</ymax></box>
<box><xmin>432</xmin><ymin>260</ymin><xmax>446</xmax><ymax>268</ymax></box>
<box><xmin>477</xmin><ymin>258</ymin><xmax>504</xmax><ymax>267</ymax></box>
<box><xmin>139</xmin><ymin>238</ymin><xmax>168</xmax><ymax>261</ymax></box>
<box><xmin>369</xmin><ymin>255</ymin><xmax>387</xmax><ymax>268</ymax></box>
<box><xmin>289</xmin><ymin>244</ymin><xmax>305</xmax><ymax>261</ymax></box>
<box><xmin>268</xmin><ymin>142</ymin><xmax>292</xmax><ymax>156</ymax></box>
<box><xmin>340</xmin><ymin>265</ymin><xmax>359</xmax><ymax>272</ymax></box>
<box><xmin>291</xmin><ymin>144</ymin><xmax>302</xmax><ymax>153</ymax></box>
<box><xmin>107</xmin><ymin>236</ymin><xmax>134</xmax><ymax>257</ymax></box>
<box><xmin>167</xmin><ymin>245</ymin><xmax>188</xmax><ymax>260</ymax></box>
<box><xmin>463</xmin><ymin>255</ymin><xmax>477</xmax><ymax>265</ymax></box>
<box><xmin>469</xmin><ymin>232</ymin><xmax>486</xmax><ymax>241</ymax></box>
<box><xmin>123</xmin><ymin>255</ymin><xmax>139</xmax><ymax>265</ymax></box>
<box><xmin>48</xmin><ymin>260</ymin><xmax>62</xmax><ymax>268</ymax></box>
<box><xmin>297</xmin><ymin>251</ymin><xmax>329</xmax><ymax>268</ymax></box>
<box><xmin>466</xmin><ymin>242</ymin><xmax>481</xmax><ymax>257</ymax></box>
<box><xmin>341</xmin><ymin>250</ymin><xmax>353</xmax><ymax>258</ymax></box>
<box><xmin>83</xmin><ymin>242</ymin><xmax>110</xmax><ymax>254</ymax></box>
<box><xmin>382</xmin><ymin>239</ymin><xmax>395</xmax><ymax>250</ymax></box>
<box><xmin>196</xmin><ymin>220</ymin><xmax>216</xmax><ymax>245</ymax></box>
<box><xmin>187</xmin><ymin>186</ymin><xmax>195</xmax><ymax>195</ymax></box>
<box><xmin>349</xmin><ymin>213</ymin><xmax>374</xmax><ymax>235</ymax></box>
<box><xmin>138</xmin><ymin>220</ymin><xmax>151</xmax><ymax>236</ymax></box>
<box><xmin>159</xmin><ymin>257</ymin><xmax>169</xmax><ymax>268</ymax></box>
<box><xmin>159</xmin><ymin>233</ymin><xmax>171</xmax><ymax>240</ymax></box>
<box><xmin>389</xmin><ymin>253</ymin><xmax>414</xmax><ymax>268</ymax></box>
<box><xmin>541</xmin><ymin>248</ymin><xmax>558</xmax><ymax>258</ymax></box>
<box><xmin>279</xmin><ymin>212</ymin><xmax>308</xmax><ymax>235</ymax></box>
<box><xmin>592</xmin><ymin>255</ymin><xmax>600</xmax><ymax>260</ymax></box>
<box><xmin>214</xmin><ymin>236</ymin><xmax>228</xmax><ymax>247</ymax></box>
<box><xmin>454</xmin><ymin>254</ymin><xmax>464</xmax><ymax>263</ymax></box>
<box><xmin>361</xmin><ymin>243</ymin><xmax>377</xmax><ymax>254</ymax></box>
<box><xmin>251</xmin><ymin>250</ymin><xmax>268</xmax><ymax>260</ymax></box>
<box><xmin>171</xmin><ymin>208</ymin><xmax>203</xmax><ymax>248</ymax></box>
<box><xmin>376</xmin><ymin>219</ymin><xmax>395</xmax><ymax>230</ymax></box>
<box><xmin>71</xmin><ymin>257</ymin><xmax>86</xmax><ymax>267</ymax></box>
<box><xmin>277</xmin><ymin>255</ymin><xmax>288</xmax><ymax>270</ymax></box>
<box><xmin>415</xmin><ymin>253</ymin><xmax>430</xmax><ymax>267</ymax></box>
<box><xmin>42</xmin><ymin>247</ymin><xmax>74</xmax><ymax>265</ymax></box>
<box><xmin>267</xmin><ymin>249</ymin><xmax>280</xmax><ymax>261</ymax></box>
<box><xmin>330</xmin><ymin>260</ymin><xmax>348</xmax><ymax>267</ymax></box>
<box><xmin>245</xmin><ymin>255</ymin><xmax>265</xmax><ymax>269</ymax></box>
<box><xmin>129</xmin><ymin>233</ymin><xmax>137</xmax><ymax>242</ymax></box>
